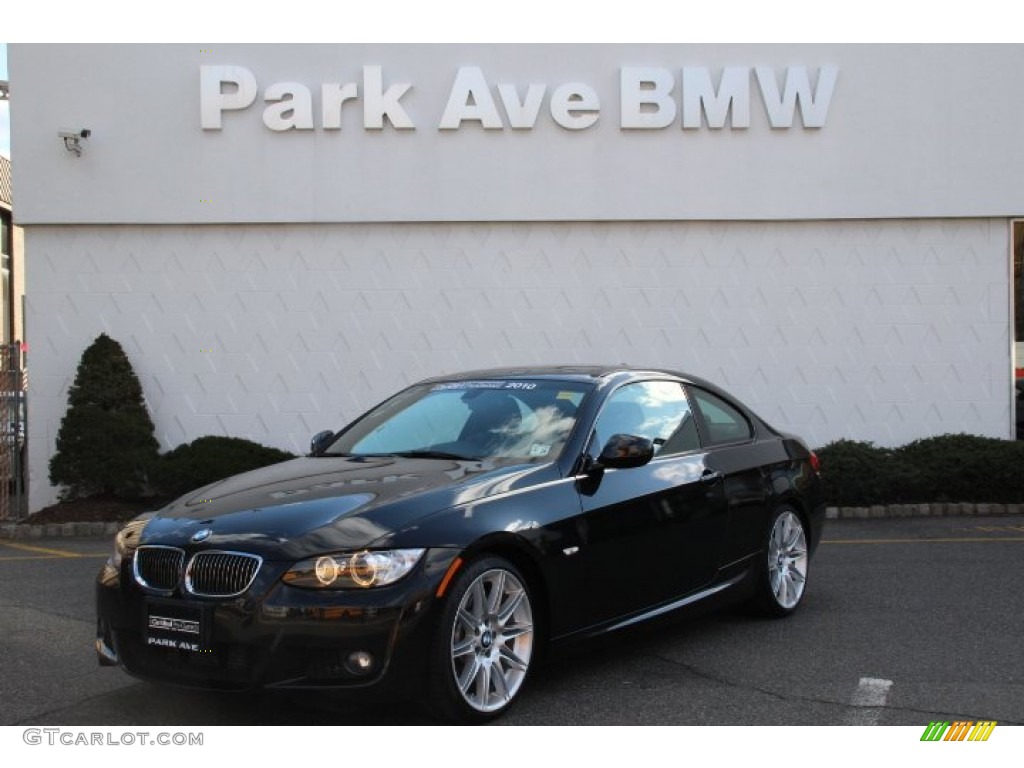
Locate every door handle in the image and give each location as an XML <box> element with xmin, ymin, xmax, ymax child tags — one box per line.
<box><xmin>699</xmin><ymin>469</ymin><xmax>723</xmax><ymax>485</ymax></box>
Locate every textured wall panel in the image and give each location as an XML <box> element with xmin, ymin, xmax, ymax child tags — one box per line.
<box><xmin>26</xmin><ymin>220</ymin><xmax>1012</xmax><ymax>511</ymax></box>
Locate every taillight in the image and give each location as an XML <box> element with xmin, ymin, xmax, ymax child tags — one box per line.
<box><xmin>809</xmin><ymin>451</ymin><xmax>821</xmax><ymax>473</ymax></box>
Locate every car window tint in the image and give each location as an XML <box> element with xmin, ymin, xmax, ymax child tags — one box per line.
<box><xmin>691</xmin><ymin>388</ymin><xmax>753</xmax><ymax>444</ymax></box>
<box><xmin>352</xmin><ymin>392</ymin><xmax>471</xmax><ymax>453</ymax></box>
<box><xmin>594</xmin><ymin>381</ymin><xmax>699</xmax><ymax>456</ymax></box>
<box><xmin>335</xmin><ymin>380</ymin><xmax>594</xmax><ymax>461</ymax></box>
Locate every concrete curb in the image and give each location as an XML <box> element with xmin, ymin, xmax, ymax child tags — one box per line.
<box><xmin>825</xmin><ymin>503</ymin><xmax>1024</xmax><ymax>520</ymax></box>
<box><xmin>2</xmin><ymin>502</ymin><xmax>1023</xmax><ymax>538</ymax></box>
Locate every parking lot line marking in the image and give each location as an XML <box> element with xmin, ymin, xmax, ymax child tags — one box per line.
<box><xmin>847</xmin><ymin>677</ymin><xmax>893</xmax><ymax>726</ymax></box>
<box><xmin>822</xmin><ymin>536</ymin><xmax>1024</xmax><ymax>545</ymax></box>
<box><xmin>0</xmin><ymin>541</ymin><xmax>99</xmax><ymax>558</ymax></box>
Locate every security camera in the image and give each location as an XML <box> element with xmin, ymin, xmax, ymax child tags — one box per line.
<box><xmin>58</xmin><ymin>129</ymin><xmax>91</xmax><ymax>156</ymax></box>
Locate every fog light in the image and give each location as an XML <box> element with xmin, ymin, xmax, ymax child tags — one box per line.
<box><xmin>346</xmin><ymin>651</ymin><xmax>374</xmax><ymax>675</ymax></box>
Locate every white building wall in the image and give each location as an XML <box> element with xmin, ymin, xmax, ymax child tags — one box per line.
<box><xmin>26</xmin><ymin>218</ymin><xmax>1011</xmax><ymax>511</ymax></box>
<box><xmin>11</xmin><ymin>45</ymin><xmax>1024</xmax><ymax>225</ymax></box>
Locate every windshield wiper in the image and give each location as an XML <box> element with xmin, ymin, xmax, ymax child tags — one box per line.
<box><xmin>390</xmin><ymin>450</ymin><xmax>480</xmax><ymax>461</ymax></box>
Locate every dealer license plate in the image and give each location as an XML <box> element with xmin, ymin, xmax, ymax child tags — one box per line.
<box><xmin>144</xmin><ymin>601</ymin><xmax>210</xmax><ymax>653</ymax></box>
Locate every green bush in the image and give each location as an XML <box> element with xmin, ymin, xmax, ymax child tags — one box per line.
<box><xmin>817</xmin><ymin>434</ymin><xmax>1024</xmax><ymax>506</ymax></box>
<box><xmin>898</xmin><ymin>434</ymin><xmax>1024</xmax><ymax>503</ymax></box>
<box><xmin>815</xmin><ymin>440</ymin><xmax>900</xmax><ymax>506</ymax></box>
<box><xmin>153</xmin><ymin>436</ymin><xmax>295</xmax><ymax>499</ymax></box>
<box><xmin>49</xmin><ymin>334</ymin><xmax>160</xmax><ymax>500</ymax></box>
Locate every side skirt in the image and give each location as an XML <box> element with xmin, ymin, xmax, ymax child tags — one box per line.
<box><xmin>602</xmin><ymin>573</ymin><xmax>747</xmax><ymax>634</ymax></box>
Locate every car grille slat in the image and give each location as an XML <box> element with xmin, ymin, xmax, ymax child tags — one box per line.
<box><xmin>134</xmin><ymin>547</ymin><xmax>261</xmax><ymax>597</ymax></box>
<box><xmin>134</xmin><ymin>546</ymin><xmax>185</xmax><ymax>592</ymax></box>
<box><xmin>186</xmin><ymin>551</ymin><xmax>262</xmax><ymax>597</ymax></box>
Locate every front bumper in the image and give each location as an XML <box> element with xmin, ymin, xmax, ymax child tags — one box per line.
<box><xmin>96</xmin><ymin>548</ymin><xmax>458</xmax><ymax>692</ymax></box>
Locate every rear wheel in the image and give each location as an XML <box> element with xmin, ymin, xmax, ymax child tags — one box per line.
<box><xmin>427</xmin><ymin>556</ymin><xmax>535</xmax><ymax>723</ymax></box>
<box><xmin>750</xmin><ymin>506</ymin><xmax>809</xmax><ymax>617</ymax></box>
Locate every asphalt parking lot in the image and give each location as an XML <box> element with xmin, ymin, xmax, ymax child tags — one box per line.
<box><xmin>1</xmin><ymin>515</ymin><xmax>1021</xmax><ymax>726</ymax></box>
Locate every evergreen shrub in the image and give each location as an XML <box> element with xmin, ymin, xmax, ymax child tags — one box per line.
<box><xmin>49</xmin><ymin>334</ymin><xmax>160</xmax><ymax>500</ymax></box>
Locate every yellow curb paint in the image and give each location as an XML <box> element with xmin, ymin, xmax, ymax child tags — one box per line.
<box><xmin>0</xmin><ymin>541</ymin><xmax>97</xmax><ymax>558</ymax></box>
<box><xmin>0</xmin><ymin>555</ymin><xmax>107</xmax><ymax>562</ymax></box>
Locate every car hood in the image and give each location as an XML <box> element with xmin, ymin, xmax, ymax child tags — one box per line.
<box><xmin>137</xmin><ymin>455</ymin><xmax>557</xmax><ymax>559</ymax></box>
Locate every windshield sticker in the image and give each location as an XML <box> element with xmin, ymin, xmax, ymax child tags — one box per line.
<box><xmin>432</xmin><ymin>381</ymin><xmax>538</xmax><ymax>391</ymax></box>
<box><xmin>529</xmin><ymin>443</ymin><xmax>551</xmax><ymax>457</ymax></box>
<box><xmin>433</xmin><ymin>381</ymin><xmax>506</xmax><ymax>391</ymax></box>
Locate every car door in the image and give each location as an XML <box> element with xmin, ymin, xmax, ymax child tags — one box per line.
<box><xmin>687</xmin><ymin>386</ymin><xmax>769</xmax><ymax>565</ymax></box>
<box><xmin>575</xmin><ymin>380</ymin><xmax>729</xmax><ymax>626</ymax></box>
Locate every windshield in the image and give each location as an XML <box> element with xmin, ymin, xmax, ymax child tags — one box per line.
<box><xmin>323</xmin><ymin>379</ymin><xmax>593</xmax><ymax>462</ymax></box>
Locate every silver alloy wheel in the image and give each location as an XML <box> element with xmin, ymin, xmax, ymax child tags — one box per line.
<box><xmin>768</xmin><ymin>510</ymin><xmax>808</xmax><ymax>610</ymax></box>
<box><xmin>449</xmin><ymin>567</ymin><xmax>534</xmax><ymax>713</ymax></box>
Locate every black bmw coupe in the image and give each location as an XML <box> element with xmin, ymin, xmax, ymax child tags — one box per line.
<box><xmin>96</xmin><ymin>366</ymin><xmax>825</xmax><ymax>722</ymax></box>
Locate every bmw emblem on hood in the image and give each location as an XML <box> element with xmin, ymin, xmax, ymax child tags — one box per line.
<box><xmin>191</xmin><ymin>528</ymin><xmax>213</xmax><ymax>543</ymax></box>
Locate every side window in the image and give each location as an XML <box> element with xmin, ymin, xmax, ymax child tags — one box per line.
<box><xmin>690</xmin><ymin>388</ymin><xmax>753</xmax><ymax>445</ymax></box>
<box><xmin>593</xmin><ymin>381</ymin><xmax>700</xmax><ymax>457</ymax></box>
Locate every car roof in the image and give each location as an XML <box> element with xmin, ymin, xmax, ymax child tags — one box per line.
<box><xmin>417</xmin><ymin>365</ymin><xmax>709</xmax><ymax>387</ymax></box>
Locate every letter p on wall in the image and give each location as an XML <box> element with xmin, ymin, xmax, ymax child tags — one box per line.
<box><xmin>201</xmin><ymin>65</ymin><xmax>258</xmax><ymax>129</ymax></box>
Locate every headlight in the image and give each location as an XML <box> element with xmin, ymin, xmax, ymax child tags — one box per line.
<box><xmin>109</xmin><ymin>515</ymin><xmax>152</xmax><ymax>568</ymax></box>
<box><xmin>283</xmin><ymin>549</ymin><xmax>425</xmax><ymax>589</ymax></box>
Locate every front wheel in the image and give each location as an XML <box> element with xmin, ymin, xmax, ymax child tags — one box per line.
<box><xmin>750</xmin><ymin>506</ymin><xmax>809</xmax><ymax>617</ymax></box>
<box><xmin>427</xmin><ymin>556</ymin><xmax>536</xmax><ymax>723</ymax></box>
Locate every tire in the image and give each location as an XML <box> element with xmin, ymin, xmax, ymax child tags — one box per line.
<box><xmin>749</xmin><ymin>506</ymin><xmax>809</xmax><ymax>618</ymax></box>
<box><xmin>426</xmin><ymin>556</ymin><xmax>536</xmax><ymax>723</ymax></box>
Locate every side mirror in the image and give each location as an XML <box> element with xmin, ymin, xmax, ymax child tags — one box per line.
<box><xmin>310</xmin><ymin>430</ymin><xmax>335</xmax><ymax>455</ymax></box>
<box><xmin>596</xmin><ymin>434</ymin><xmax>655</xmax><ymax>470</ymax></box>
